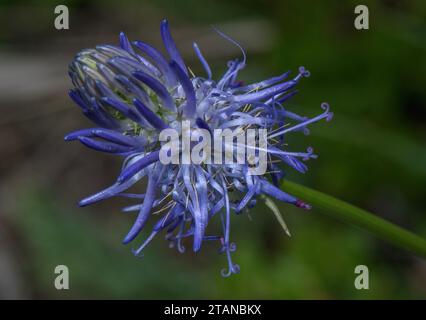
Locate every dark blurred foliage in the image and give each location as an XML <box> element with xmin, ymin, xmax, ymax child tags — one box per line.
<box><xmin>0</xmin><ymin>0</ymin><xmax>425</xmax><ymax>299</ymax></box>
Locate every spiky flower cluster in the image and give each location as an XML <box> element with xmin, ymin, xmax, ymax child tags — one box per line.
<box><xmin>65</xmin><ymin>19</ymin><xmax>332</xmax><ymax>276</ymax></box>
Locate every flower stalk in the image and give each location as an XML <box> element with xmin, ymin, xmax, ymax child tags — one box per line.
<box><xmin>281</xmin><ymin>180</ymin><xmax>426</xmax><ymax>257</ymax></box>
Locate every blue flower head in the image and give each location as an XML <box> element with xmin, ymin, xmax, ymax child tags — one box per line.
<box><xmin>65</xmin><ymin>19</ymin><xmax>332</xmax><ymax>276</ymax></box>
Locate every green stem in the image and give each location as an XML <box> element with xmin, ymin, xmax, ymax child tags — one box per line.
<box><xmin>282</xmin><ymin>180</ymin><xmax>426</xmax><ymax>258</ymax></box>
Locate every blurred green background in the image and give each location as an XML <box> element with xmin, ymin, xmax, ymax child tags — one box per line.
<box><xmin>0</xmin><ymin>0</ymin><xmax>425</xmax><ymax>299</ymax></box>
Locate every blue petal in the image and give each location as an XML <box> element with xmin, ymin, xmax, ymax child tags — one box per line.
<box><xmin>100</xmin><ymin>96</ymin><xmax>142</xmax><ymax>123</ymax></box>
<box><xmin>236</xmin><ymin>183</ymin><xmax>259</xmax><ymax>212</ymax></box>
<box><xmin>108</xmin><ymin>56</ymin><xmax>158</xmax><ymax>78</ymax></box>
<box><xmin>234</xmin><ymin>80</ymin><xmax>297</xmax><ymax>104</ymax></box>
<box><xmin>123</xmin><ymin>173</ymin><xmax>157</xmax><ymax>244</ymax></box>
<box><xmin>133</xmin><ymin>40</ymin><xmax>177</xmax><ymax>87</ymax></box>
<box><xmin>117</xmin><ymin>150</ymin><xmax>160</xmax><ymax>183</ymax></box>
<box><xmin>78</xmin><ymin>136</ymin><xmax>133</xmax><ymax>154</ymax></box>
<box><xmin>89</xmin><ymin>97</ymin><xmax>121</xmax><ymax>129</ymax></box>
<box><xmin>195</xmin><ymin>117</ymin><xmax>211</xmax><ymax>132</ymax></box>
<box><xmin>64</xmin><ymin>128</ymin><xmax>95</xmax><ymax>141</ymax></box>
<box><xmin>160</xmin><ymin>19</ymin><xmax>187</xmax><ymax>75</ymax></box>
<box><xmin>193</xmin><ymin>166</ymin><xmax>208</xmax><ymax>251</ymax></box>
<box><xmin>69</xmin><ymin>89</ymin><xmax>89</xmax><ymax>110</ymax></box>
<box><xmin>170</xmin><ymin>60</ymin><xmax>196</xmax><ymax>118</ymax></box>
<box><xmin>119</xmin><ymin>32</ymin><xmax>136</xmax><ymax>55</ymax></box>
<box><xmin>133</xmin><ymin>98</ymin><xmax>168</xmax><ymax>130</ymax></box>
<box><xmin>153</xmin><ymin>203</ymin><xmax>185</xmax><ymax>231</ymax></box>
<box><xmin>266</xmin><ymin>90</ymin><xmax>298</xmax><ymax>106</ymax></box>
<box><xmin>260</xmin><ymin>179</ymin><xmax>298</xmax><ymax>204</ymax></box>
<box><xmin>91</xmin><ymin>128</ymin><xmax>139</xmax><ymax>146</ymax></box>
<box><xmin>79</xmin><ymin>172</ymin><xmax>146</xmax><ymax>207</ymax></box>
<box><xmin>233</xmin><ymin>71</ymin><xmax>291</xmax><ymax>93</ymax></box>
<box><xmin>132</xmin><ymin>70</ymin><xmax>176</xmax><ymax>112</ymax></box>
<box><xmin>193</xmin><ymin>42</ymin><xmax>212</xmax><ymax>79</ymax></box>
